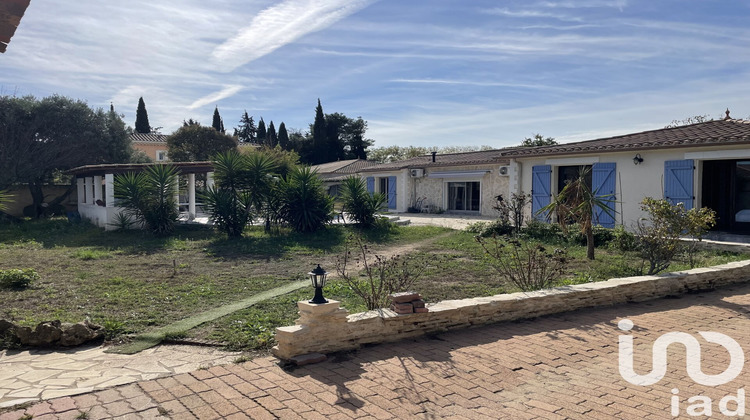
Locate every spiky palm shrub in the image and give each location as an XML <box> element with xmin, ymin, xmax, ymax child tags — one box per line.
<box><xmin>538</xmin><ymin>167</ymin><xmax>615</xmax><ymax>260</ymax></box>
<box><xmin>203</xmin><ymin>151</ymin><xmax>279</xmax><ymax>238</ymax></box>
<box><xmin>279</xmin><ymin>166</ymin><xmax>333</xmax><ymax>233</ymax></box>
<box><xmin>340</xmin><ymin>176</ymin><xmax>386</xmax><ymax>228</ymax></box>
<box><xmin>114</xmin><ymin>164</ymin><xmax>179</xmax><ymax>236</ymax></box>
<box><xmin>0</xmin><ymin>190</ymin><xmax>12</xmax><ymax>213</ymax></box>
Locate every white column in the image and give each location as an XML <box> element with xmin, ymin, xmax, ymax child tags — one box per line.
<box><xmin>206</xmin><ymin>172</ymin><xmax>215</xmax><ymax>189</ymax></box>
<box><xmin>105</xmin><ymin>174</ymin><xmax>115</xmax><ymax>207</ymax></box>
<box><xmin>84</xmin><ymin>177</ymin><xmax>92</xmax><ymax>204</ymax></box>
<box><xmin>175</xmin><ymin>176</ymin><xmax>181</xmax><ymax>214</ymax></box>
<box><xmin>77</xmin><ymin>178</ymin><xmax>85</xmax><ymax>205</ymax></box>
<box><xmin>188</xmin><ymin>173</ymin><xmax>196</xmax><ymax>220</ymax></box>
<box><xmin>93</xmin><ymin>175</ymin><xmax>102</xmax><ymax>204</ymax></box>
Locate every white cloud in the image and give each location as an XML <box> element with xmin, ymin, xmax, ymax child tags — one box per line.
<box><xmin>188</xmin><ymin>85</ymin><xmax>244</xmax><ymax>110</ymax></box>
<box><xmin>212</xmin><ymin>0</ymin><xmax>376</xmax><ymax>71</ymax></box>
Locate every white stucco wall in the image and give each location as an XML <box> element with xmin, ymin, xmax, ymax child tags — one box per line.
<box><xmin>517</xmin><ymin>145</ymin><xmax>750</xmax><ymax>229</ymax></box>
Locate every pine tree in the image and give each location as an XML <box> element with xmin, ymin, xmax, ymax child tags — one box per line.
<box><xmin>257</xmin><ymin>117</ymin><xmax>267</xmax><ymax>144</ymax></box>
<box><xmin>312</xmin><ymin>99</ymin><xmax>326</xmax><ymax>164</ymax></box>
<box><xmin>212</xmin><ymin>106</ymin><xmax>225</xmax><ymax>133</ymax></box>
<box><xmin>135</xmin><ymin>97</ymin><xmax>151</xmax><ymax>134</ymax></box>
<box><xmin>267</xmin><ymin>121</ymin><xmax>278</xmax><ymax>147</ymax></box>
<box><xmin>234</xmin><ymin>111</ymin><xmax>256</xmax><ymax>143</ymax></box>
<box><xmin>278</xmin><ymin>122</ymin><xmax>289</xmax><ymax>150</ymax></box>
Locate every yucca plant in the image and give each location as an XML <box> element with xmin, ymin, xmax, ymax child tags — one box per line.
<box><xmin>279</xmin><ymin>166</ymin><xmax>333</xmax><ymax>233</ymax></box>
<box><xmin>339</xmin><ymin>176</ymin><xmax>386</xmax><ymax>228</ymax></box>
<box><xmin>0</xmin><ymin>189</ymin><xmax>12</xmax><ymax>213</ymax></box>
<box><xmin>203</xmin><ymin>150</ymin><xmax>279</xmax><ymax>238</ymax></box>
<box><xmin>114</xmin><ymin>164</ymin><xmax>179</xmax><ymax>236</ymax></box>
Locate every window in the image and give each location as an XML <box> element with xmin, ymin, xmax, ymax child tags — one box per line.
<box><xmin>156</xmin><ymin>150</ymin><xmax>168</xmax><ymax>161</ymax></box>
<box><xmin>447</xmin><ymin>182</ymin><xmax>480</xmax><ymax>212</ymax></box>
<box><xmin>557</xmin><ymin>165</ymin><xmax>592</xmax><ymax>193</ymax></box>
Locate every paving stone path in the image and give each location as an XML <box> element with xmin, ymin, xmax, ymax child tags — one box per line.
<box><xmin>5</xmin><ymin>280</ymin><xmax>750</xmax><ymax>419</ymax></box>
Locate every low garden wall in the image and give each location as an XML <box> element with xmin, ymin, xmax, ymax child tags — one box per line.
<box><xmin>273</xmin><ymin>259</ymin><xmax>750</xmax><ymax>360</ymax></box>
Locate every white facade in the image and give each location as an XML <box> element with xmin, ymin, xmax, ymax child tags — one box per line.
<box><xmin>516</xmin><ymin>145</ymin><xmax>750</xmax><ymax>230</ymax></box>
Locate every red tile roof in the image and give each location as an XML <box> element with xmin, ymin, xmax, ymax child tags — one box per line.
<box><xmin>359</xmin><ymin>149</ymin><xmax>512</xmax><ymax>172</ymax></box>
<box><xmin>502</xmin><ymin>119</ymin><xmax>750</xmax><ymax>158</ymax></box>
<box><xmin>130</xmin><ymin>133</ymin><xmax>168</xmax><ymax>143</ymax></box>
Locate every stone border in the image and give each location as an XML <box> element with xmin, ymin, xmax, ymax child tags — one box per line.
<box><xmin>273</xmin><ymin>259</ymin><xmax>750</xmax><ymax>360</ymax></box>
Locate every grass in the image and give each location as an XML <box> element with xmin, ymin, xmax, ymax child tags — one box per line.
<box><xmin>0</xmin><ymin>218</ymin><xmax>446</xmax><ymax>346</ymax></box>
<box><xmin>1</xmin><ymin>217</ymin><xmax>746</xmax><ymax>353</ymax></box>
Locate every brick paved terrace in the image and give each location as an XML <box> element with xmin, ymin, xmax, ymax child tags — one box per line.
<box><xmin>5</xmin><ymin>282</ymin><xmax>750</xmax><ymax>419</ymax></box>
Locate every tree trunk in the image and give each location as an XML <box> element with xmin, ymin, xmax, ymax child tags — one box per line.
<box><xmin>586</xmin><ymin>225</ymin><xmax>595</xmax><ymax>260</ymax></box>
<box><xmin>28</xmin><ymin>181</ymin><xmax>45</xmax><ymax>218</ymax></box>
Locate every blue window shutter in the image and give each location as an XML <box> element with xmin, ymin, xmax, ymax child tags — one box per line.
<box><xmin>366</xmin><ymin>177</ymin><xmax>375</xmax><ymax>195</ymax></box>
<box><xmin>531</xmin><ymin>165</ymin><xmax>552</xmax><ymax>222</ymax></box>
<box><xmin>592</xmin><ymin>162</ymin><xmax>616</xmax><ymax>228</ymax></box>
<box><xmin>387</xmin><ymin>176</ymin><xmax>397</xmax><ymax>209</ymax></box>
<box><xmin>664</xmin><ymin>160</ymin><xmax>694</xmax><ymax>210</ymax></box>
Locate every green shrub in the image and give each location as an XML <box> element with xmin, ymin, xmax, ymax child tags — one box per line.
<box><xmin>279</xmin><ymin>166</ymin><xmax>333</xmax><ymax>233</ymax></box>
<box><xmin>466</xmin><ymin>220</ymin><xmax>515</xmax><ymax>237</ymax></box>
<box><xmin>0</xmin><ymin>268</ymin><xmax>39</xmax><ymax>289</ymax></box>
<box><xmin>339</xmin><ymin>176</ymin><xmax>387</xmax><ymax>228</ymax></box>
<box><xmin>101</xmin><ymin>319</ymin><xmax>128</xmax><ymax>340</ymax></box>
<box><xmin>521</xmin><ymin>220</ymin><xmax>565</xmax><ymax>242</ymax></box>
<box><xmin>566</xmin><ymin>225</ymin><xmax>614</xmax><ymax>247</ymax></box>
<box><xmin>609</xmin><ymin>225</ymin><xmax>638</xmax><ymax>251</ymax></box>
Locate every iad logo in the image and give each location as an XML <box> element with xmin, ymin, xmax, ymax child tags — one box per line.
<box><xmin>618</xmin><ymin>318</ymin><xmax>744</xmax><ymax>386</ymax></box>
<box><xmin>617</xmin><ymin>319</ymin><xmax>746</xmax><ymax>417</ymax></box>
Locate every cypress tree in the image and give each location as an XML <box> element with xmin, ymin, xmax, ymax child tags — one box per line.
<box><xmin>135</xmin><ymin>97</ymin><xmax>151</xmax><ymax>133</ymax></box>
<box><xmin>257</xmin><ymin>117</ymin><xmax>267</xmax><ymax>144</ymax></box>
<box><xmin>267</xmin><ymin>121</ymin><xmax>278</xmax><ymax>147</ymax></box>
<box><xmin>212</xmin><ymin>106</ymin><xmax>225</xmax><ymax>133</ymax></box>
<box><xmin>312</xmin><ymin>99</ymin><xmax>326</xmax><ymax>164</ymax></box>
<box><xmin>278</xmin><ymin>122</ymin><xmax>289</xmax><ymax>150</ymax></box>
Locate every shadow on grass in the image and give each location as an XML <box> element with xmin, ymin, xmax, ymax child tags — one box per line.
<box><xmin>204</xmin><ymin>225</ymin><xmax>348</xmax><ymax>260</ymax></box>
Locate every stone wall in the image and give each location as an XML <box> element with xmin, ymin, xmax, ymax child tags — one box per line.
<box><xmin>273</xmin><ymin>259</ymin><xmax>750</xmax><ymax>360</ymax></box>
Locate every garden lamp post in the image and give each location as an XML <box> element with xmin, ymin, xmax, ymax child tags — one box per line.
<box><xmin>308</xmin><ymin>264</ymin><xmax>328</xmax><ymax>304</ymax></box>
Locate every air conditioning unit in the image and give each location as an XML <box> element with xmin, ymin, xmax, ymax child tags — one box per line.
<box><xmin>410</xmin><ymin>168</ymin><xmax>424</xmax><ymax>178</ymax></box>
<box><xmin>498</xmin><ymin>166</ymin><xmax>510</xmax><ymax>176</ymax></box>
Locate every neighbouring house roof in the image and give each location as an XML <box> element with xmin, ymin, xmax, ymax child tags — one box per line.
<box><xmin>130</xmin><ymin>133</ymin><xmax>169</xmax><ymax>144</ymax></box>
<box><xmin>359</xmin><ymin>149</ymin><xmax>512</xmax><ymax>172</ymax></box>
<box><xmin>502</xmin><ymin>118</ymin><xmax>750</xmax><ymax>158</ymax></box>
<box><xmin>66</xmin><ymin>162</ymin><xmax>214</xmax><ymax>177</ymax></box>
<box><xmin>0</xmin><ymin>0</ymin><xmax>30</xmax><ymax>53</ymax></box>
<box><xmin>312</xmin><ymin>159</ymin><xmax>382</xmax><ymax>181</ymax></box>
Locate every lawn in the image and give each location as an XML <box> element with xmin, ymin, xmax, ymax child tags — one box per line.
<box><xmin>1</xmin><ymin>218</ymin><xmax>746</xmax><ymax>352</ymax></box>
<box><xmin>0</xmin><ymin>218</ymin><xmax>446</xmax><ymax>340</ymax></box>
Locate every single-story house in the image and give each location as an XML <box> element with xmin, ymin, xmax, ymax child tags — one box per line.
<box><xmin>357</xmin><ymin>149</ymin><xmax>511</xmax><ymax>215</ymax></box>
<box><xmin>66</xmin><ymin>162</ymin><xmax>214</xmax><ymax>230</ymax></box>
<box><xmin>311</xmin><ymin>159</ymin><xmax>382</xmax><ymax>197</ymax></box>
<box><xmin>358</xmin><ymin>113</ymin><xmax>750</xmax><ymax>233</ymax></box>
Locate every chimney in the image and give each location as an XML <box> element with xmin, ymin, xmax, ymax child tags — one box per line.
<box><xmin>431</xmin><ymin>151</ymin><xmax>436</xmax><ymax>162</ymax></box>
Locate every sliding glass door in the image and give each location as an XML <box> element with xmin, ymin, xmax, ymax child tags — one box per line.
<box><xmin>447</xmin><ymin>182</ymin><xmax>480</xmax><ymax>212</ymax></box>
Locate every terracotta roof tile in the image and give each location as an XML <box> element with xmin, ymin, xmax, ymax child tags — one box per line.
<box><xmin>359</xmin><ymin>149</ymin><xmax>512</xmax><ymax>172</ymax></box>
<box><xmin>502</xmin><ymin>119</ymin><xmax>750</xmax><ymax>158</ymax></box>
<box><xmin>130</xmin><ymin>133</ymin><xmax>168</xmax><ymax>143</ymax></box>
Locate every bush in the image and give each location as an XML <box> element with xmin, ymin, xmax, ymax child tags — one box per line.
<box><xmin>466</xmin><ymin>220</ymin><xmax>515</xmax><ymax>237</ymax></box>
<box><xmin>0</xmin><ymin>268</ymin><xmax>39</xmax><ymax>289</ymax></box>
<box><xmin>279</xmin><ymin>166</ymin><xmax>333</xmax><ymax>233</ymax></box>
<box><xmin>493</xmin><ymin>192</ymin><xmax>530</xmax><ymax>235</ymax></box>
<box><xmin>566</xmin><ymin>225</ymin><xmax>614</xmax><ymax>246</ymax></box>
<box><xmin>635</xmin><ymin>198</ymin><xmax>716</xmax><ymax>274</ymax></box>
<box><xmin>339</xmin><ymin>176</ymin><xmax>387</xmax><ymax>228</ymax></box>
<box><xmin>609</xmin><ymin>225</ymin><xmax>638</xmax><ymax>252</ymax></box>
<box><xmin>335</xmin><ymin>234</ymin><xmax>430</xmax><ymax>310</ymax></box>
<box><xmin>114</xmin><ymin>164</ymin><xmax>179</xmax><ymax>236</ymax></box>
<box><xmin>521</xmin><ymin>220</ymin><xmax>565</xmax><ymax>242</ymax></box>
<box><xmin>475</xmin><ymin>236</ymin><xmax>569</xmax><ymax>292</ymax></box>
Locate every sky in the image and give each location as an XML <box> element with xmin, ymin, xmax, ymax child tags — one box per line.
<box><xmin>2</xmin><ymin>0</ymin><xmax>750</xmax><ymax>149</ymax></box>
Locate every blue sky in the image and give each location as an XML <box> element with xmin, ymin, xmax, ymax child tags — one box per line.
<box><xmin>2</xmin><ymin>0</ymin><xmax>750</xmax><ymax>149</ymax></box>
